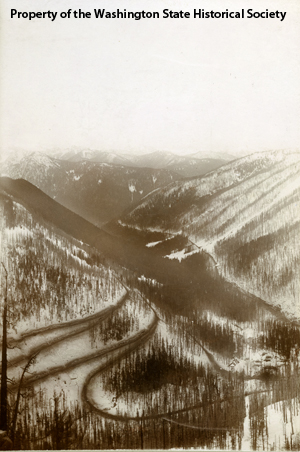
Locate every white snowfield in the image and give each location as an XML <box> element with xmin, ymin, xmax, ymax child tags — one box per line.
<box><xmin>128</xmin><ymin>183</ymin><xmax>136</xmax><ymax>193</ymax></box>
<box><xmin>164</xmin><ymin>248</ymin><xmax>199</xmax><ymax>262</ymax></box>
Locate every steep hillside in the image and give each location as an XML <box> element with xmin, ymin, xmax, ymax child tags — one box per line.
<box><xmin>0</xmin><ymin>183</ymin><xmax>126</xmax><ymax>337</ymax></box>
<box><xmin>0</xmin><ymin>177</ymin><xmax>114</xmax><ymax>253</ymax></box>
<box><xmin>1</xmin><ymin>152</ymin><xmax>179</xmax><ymax>225</ymax></box>
<box><xmin>121</xmin><ymin>150</ymin><xmax>300</xmax><ymax>320</ymax></box>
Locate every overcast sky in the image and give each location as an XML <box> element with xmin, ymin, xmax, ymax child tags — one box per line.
<box><xmin>1</xmin><ymin>0</ymin><xmax>299</xmax><ymax>158</ymax></box>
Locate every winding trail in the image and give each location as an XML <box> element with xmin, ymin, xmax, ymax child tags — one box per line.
<box><xmin>10</xmin><ymin>300</ymin><xmax>158</xmax><ymax>391</ymax></box>
<box><xmin>82</xmin><ymin>379</ymin><xmax>274</xmax><ymax>424</ymax></box>
<box><xmin>8</xmin><ymin>292</ymin><xmax>128</xmax><ymax>368</ymax></box>
<box><xmin>82</xmin><ymin>367</ymin><xmax>300</xmax><ymax>425</ymax></box>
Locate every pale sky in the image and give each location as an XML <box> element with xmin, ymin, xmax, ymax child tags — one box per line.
<box><xmin>1</xmin><ymin>0</ymin><xmax>300</xmax><ymax>158</ymax></box>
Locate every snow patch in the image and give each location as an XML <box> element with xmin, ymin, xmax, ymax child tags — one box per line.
<box><xmin>138</xmin><ymin>275</ymin><xmax>163</xmax><ymax>287</ymax></box>
<box><xmin>146</xmin><ymin>240</ymin><xmax>164</xmax><ymax>248</ymax></box>
<box><xmin>5</xmin><ymin>226</ymin><xmax>33</xmax><ymax>241</ymax></box>
<box><xmin>164</xmin><ymin>248</ymin><xmax>199</xmax><ymax>262</ymax></box>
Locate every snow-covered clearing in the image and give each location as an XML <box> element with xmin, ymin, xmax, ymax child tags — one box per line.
<box><xmin>242</xmin><ymin>396</ymin><xmax>300</xmax><ymax>450</ymax></box>
<box><xmin>128</xmin><ymin>183</ymin><xmax>136</xmax><ymax>193</ymax></box>
<box><xmin>164</xmin><ymin>247</ymin><xmax>199</xmax><ymax>262</ymax></box>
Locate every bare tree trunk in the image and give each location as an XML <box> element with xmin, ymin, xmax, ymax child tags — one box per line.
<box><xmin>11</xmin><ymin>353</ymin><xmax>38</xmax><ymax>444</ymax></box>
<box><xmin>0</xmin><ymin>263</ymin><xmax>8</xmax><ymax>431</ymax></box>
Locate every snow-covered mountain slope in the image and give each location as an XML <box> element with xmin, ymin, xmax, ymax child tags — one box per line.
<box><xmin>0</xmin><ymin>185</ymin><xmax>125</xmax><ymax>336</ymax></box>
<box><xmin>1</xmin><ymin>152</ymin><xmax>179</xmax><ymax>225</ymax></box>
<box><xmin>121</xmin><ymin>150</ymin><xmax>300</xmax><ymax>320</ymax></box>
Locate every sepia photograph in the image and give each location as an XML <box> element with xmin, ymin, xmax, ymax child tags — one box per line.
<box><xmin>0</xmin><ymin>0</ymin><xmax>300</xmax><ymax>449</ymax></box>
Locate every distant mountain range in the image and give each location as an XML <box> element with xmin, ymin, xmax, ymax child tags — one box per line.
<box><xmin>120</xmin><ymin>149</ymin><xmax>300</xmax><ymax>320</ymax></box>
<box><xmin>1</xmin><ymin>152</ymin><xmax>180</xmax><ymax>225</ymax></box>
<box><xmin>51</xmin><ymin>149</ymin><xmax>232</xmax><ymax>177</ymax></box>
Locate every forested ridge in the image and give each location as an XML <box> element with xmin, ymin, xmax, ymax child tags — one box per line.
<box><xmin>121</xmin><ymin>150</ymin><xmax>300</xmax><ymax>320</ymax></box>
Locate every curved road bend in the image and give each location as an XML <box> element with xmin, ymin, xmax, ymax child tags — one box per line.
<box><xmin>11</xmin><ymin>311</ymin><xmax>158</xmax><ymax>391</ymax></box>
<box><xmin>84</xmin><ymin>375</ymin><xmax>287</xmax><ymax>424</ymax></box>
<box><xmin>7</xmin><ymin>292</ymin><xmax>128</xmax><ymax>369</ymax></box>
<box><xmin>82</xmin><ymin>314</ymin><xmax>159</xmax><ymax>412</ymax></box>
